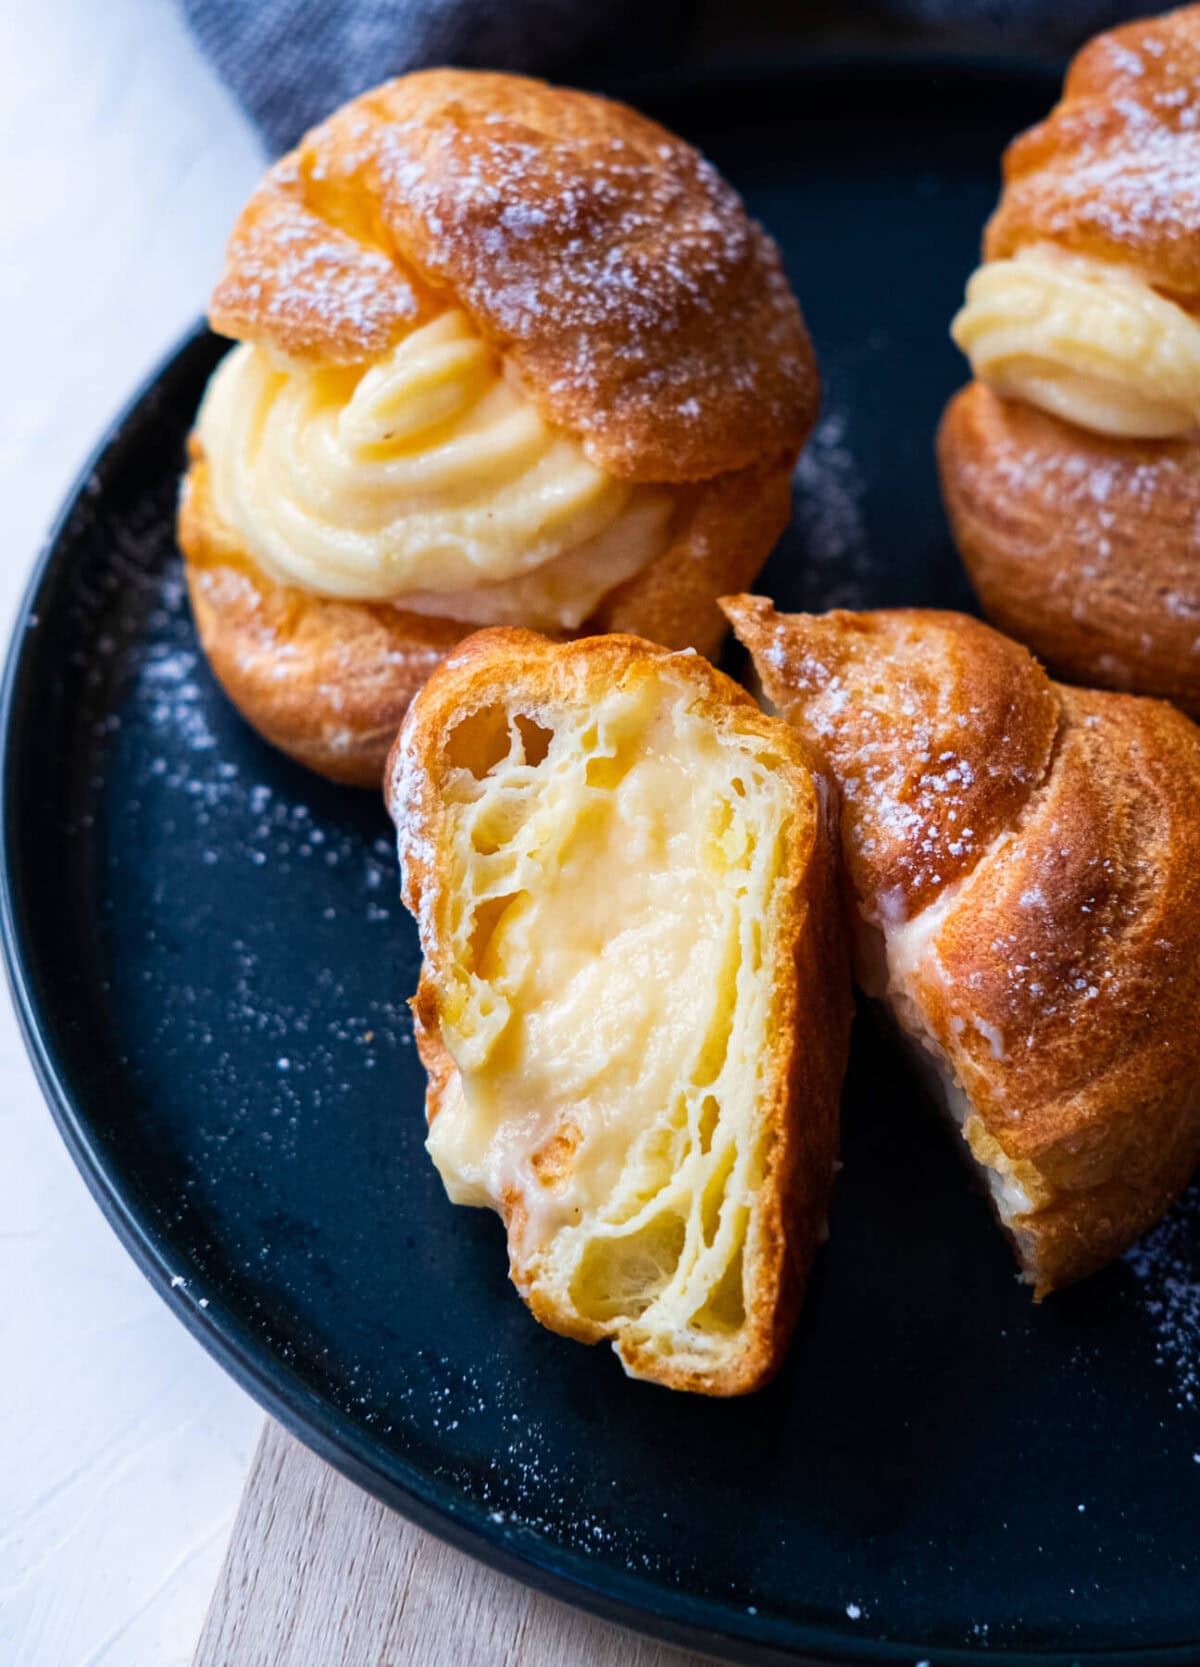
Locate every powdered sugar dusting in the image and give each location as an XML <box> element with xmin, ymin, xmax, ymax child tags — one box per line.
<box><xmin>791</xmin><ymin>408</ymin><xmax>877</xmax><ymax>609</ymax></box>
<box><xmin>137</xmin><ymin>605</ymin><xmax>402</xmax><ymax>901</ymax></box>
<box><xmin>217</xmin><ymin>76</ymin><xmax>813</xmax><ymax>474</ymax></box>
<box><xmin>745</xmin><ymin>605</ymin><xmax>1052</xmax><ymax>916</ymax></box>
<box><xmin>1039</xmin><ymin>109</ymin><xmax>1200</xmax><ymax>247</ymax></box>
<box><xmin>997</xmin><ymin>15</ymin><xmax>1200</xmax><ymax>287</ymax></box>
<box><xmin>952</xmin><ymin>405</ymin><xmax>1200</xmax><ymax>670</ymax></box>
<box><xmin>359</xmin><ymin>1352</ymin><xmax>683</xmax><ymax>1572</ymax></box>
<box><xmin>1126</xmin><ymin>1182</ymin><xmax>1200</xmax><ymax>1411</ymax></box>
<box><xmin>380</xmin><ymin>123</ymin><xmax>752</xmax><ymax>338</ymax></box>
<box><xmin>60</xmin><ymin>468</ymin><xmax>417</xmax><ymax>1109</ymax></box>
<box><xmin>367</xmin><ymin>99</ymin><xmax>808</xmax><ymax>471</ymax></box>
<box><xmin>211</xmin><ymin>160</ymin><xmax>420</xmax><ymax>360</ymax></box>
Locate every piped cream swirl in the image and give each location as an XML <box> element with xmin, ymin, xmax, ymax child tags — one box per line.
<box><xmin>952</xmin><ymin>246</ymin><xmax>1200</xmax><ymax>438</ymax></box>
<box><xmin>196</xmin><ymin>310</ymin><xmax>670</xmax><ymax>628</ymax></box>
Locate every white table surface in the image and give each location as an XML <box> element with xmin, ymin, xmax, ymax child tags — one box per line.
<box><xmin>2</xmin><ymin>5</ymin><xmax>266</xmax><ymax>1663</ymax></box>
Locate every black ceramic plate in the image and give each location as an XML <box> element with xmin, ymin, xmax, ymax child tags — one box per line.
<box><xmin>6</xmin><ymin>59</ymin><xmax>1200</xmax><ymax>1667</ymax></box>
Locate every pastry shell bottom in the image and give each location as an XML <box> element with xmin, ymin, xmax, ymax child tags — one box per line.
<box><xmin>938</xmin><ymin>382</ymin><xmax>1200</xmax><ymax>715</ymax></box>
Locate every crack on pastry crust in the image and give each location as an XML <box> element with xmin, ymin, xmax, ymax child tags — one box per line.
<box><xmin>727</xmin><ymin>595</ymin><xmax>1200</xmax><ymax>1295</ymax></box>
<box><xmin>387</xmin><ymin>629</ymin><xmax>850</xmax><ymax>1394</ymax></box>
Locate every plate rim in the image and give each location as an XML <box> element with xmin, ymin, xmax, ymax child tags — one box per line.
<box><xmin>4</xmin><ymin>58</ymin><xmax>1199</xmax><ymax>1667</ymax></box>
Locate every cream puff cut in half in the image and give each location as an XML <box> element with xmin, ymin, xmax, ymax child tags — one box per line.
<box><xmin>728</xmin><ymin>595</ymin><xmax>1200</xmax><ymax>1297</ymax></box>
<box><xmin>386</xmin><ymin>630</ymin><xmax>851</xmax><ymax>1393</ymax></box>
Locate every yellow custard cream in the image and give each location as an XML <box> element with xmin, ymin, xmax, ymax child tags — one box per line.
<box><xmin>423</xmin><ymin>676</ymin><xmax>786</xmax><ymax>1339</ymax></box>
<box><xmin>197</xmin><ymin>310</ymin><xmax>671</xmax><ymax>629</ymax></box>
<box><xmin>951</xmin><ymin>246</ymin><xmax>1200</xmax><ymax>438</ymax></box>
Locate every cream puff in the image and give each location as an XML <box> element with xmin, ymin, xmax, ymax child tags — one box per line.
<box><xmin>386</xmin><ymin>628</ymin><xmax>851</xmax><ymax>1392</ymax></box>
<box><xmin>727</xmin><ymin>595</ymin><xmax>1200</xmax><ymax>1296</ymax></box>
<box><xmin>179</xmin><ymin>70</ymin><xmax>818</xmax><ymax>785</ymax></box>
<box><xmin>938</xmin><ymin>6</ymin><xmax>1200</xmax><ymax>715</ymax></box>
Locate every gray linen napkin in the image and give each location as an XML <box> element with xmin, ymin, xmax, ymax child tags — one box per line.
<box><xmin>181</xmin><ymin>0</ymin><xmax>673</xmax><ymax>154</ymax></box>
<box><xmin>182</xmin><ymin>0</ymin><xmax>1166</xmax><ymax>158</ymax></box>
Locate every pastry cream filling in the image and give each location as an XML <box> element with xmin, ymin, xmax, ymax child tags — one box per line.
<box><xmin>420</xmin><ymin>675</ymin><xmax>792</xmax><ymax>1362</ymax></box>
<box><xmin>196</xmin><ymin>310</ymin><xmax>671</xmax><ymax>629</ymax></box>
<box><xmin>951</xmin><ymin>246</ymin><xmax>1200</xmax><ymax>438</ymax></box>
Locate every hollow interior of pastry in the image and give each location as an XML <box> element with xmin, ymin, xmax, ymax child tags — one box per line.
<box><xmin>426</xmin><ymin>669</ymin><xmax>796</xmax><ymax>1368</ymax></box>
<box><xmin>863</xmin><ymin>900</ymin><xmax>1039</xmax><ymax>1278</ymax></box>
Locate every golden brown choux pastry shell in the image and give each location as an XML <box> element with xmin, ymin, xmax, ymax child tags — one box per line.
<box><xmin>727</xmin><ymin>595</ymin><xmax>1200</xmax><ymax>1296</ymax></box>
<box><xmin>941</xmin><ymin>7</ymin><xmax>1200</xmax><ymax>713</ymax></box>
<box><xmin>208</xmin><ymin>70</ymin><xmax>817</xmax><ymax>482</ymax></box>
<box><xmin>938</xmin><ymin>384</ymin><xmax>1200</xmax><ymax>714</ymax></box>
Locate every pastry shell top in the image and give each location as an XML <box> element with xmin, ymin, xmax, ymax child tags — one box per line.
<box><xmin>209</xmin><ymin>69</ymin><xmax>818</xmax><ymax>483</ymax></box>
<box><xmin>984</xmin><ymin>5</ymin><xmax>1200</xmax><ymax>305</ymax></box>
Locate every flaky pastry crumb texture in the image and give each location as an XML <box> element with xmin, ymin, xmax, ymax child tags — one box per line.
<box><xmin>386</xmin><ymin>629</ymin><xmax>850</xmax><ymax>1392</ymax></box>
